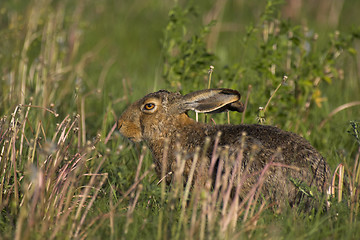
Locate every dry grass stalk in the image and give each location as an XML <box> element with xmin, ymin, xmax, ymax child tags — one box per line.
<box><xmin>0</xmin><ymin>102</ymin><xmax>110</xmax><ymax>239</ymax></box>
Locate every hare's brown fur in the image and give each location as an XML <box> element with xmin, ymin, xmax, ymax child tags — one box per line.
<box><xmin>118</xmin><ymin>89</ymin><xmax>331</xmax><ymax>207</ymax></box>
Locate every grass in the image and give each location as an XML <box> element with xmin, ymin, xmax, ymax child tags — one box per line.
<box><xmin>1</xmin><ymin>0</ymin><xmax>360</xmax><ymax>239</ymax></box>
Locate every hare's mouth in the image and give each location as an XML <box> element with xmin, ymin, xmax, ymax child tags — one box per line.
<box><xmin>127</xmin><ymin>136</ymin><xmax>142</xmax><ymax>143</ymax></box>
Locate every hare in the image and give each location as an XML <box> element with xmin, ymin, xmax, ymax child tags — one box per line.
<box><xmin>117</xmin><ymin>88</ymin><xmax>331</xmax><ymax>207</ymax></box>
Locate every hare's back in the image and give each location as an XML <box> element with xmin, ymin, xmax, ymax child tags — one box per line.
<box><xmin>215</xmin><ymin>124</ymin><xmax>326</xmax><ymax>167</ymax></box>
<box><xmin>217</xmin><ymin>124</ymin><xmax>312</xmax><ymax>149</ymax></box>
<box><xmin>216</xmin><ymin>123</ymin><xmax>329</xmax><ymax>186</ymax></box>
<box><xmin>211</xmin><ymin>124</ymin><xmax>330</xmax><ymax>202</ymax></box>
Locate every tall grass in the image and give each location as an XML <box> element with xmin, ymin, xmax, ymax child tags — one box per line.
<box><xmin>0</xmin><ymin>1</ymin><xmax>112</xmax><ymax>238</ymax></box>
<box><xmin>1</xmin><ymin>0</ymin><xmax>360</xmax><ymax>239</ymax></box>
<box><xmin>0</xmin><ymin>108</ymin><xmax>106</xmax><ymax>239</ymax></box>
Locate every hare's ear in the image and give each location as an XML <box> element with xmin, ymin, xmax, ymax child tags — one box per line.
<box><xmin>181</xmin><ymin>88</ymin><xmax>244</xmax><ymax>114</ymax></box>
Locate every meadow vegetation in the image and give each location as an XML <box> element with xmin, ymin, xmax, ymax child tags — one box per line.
<box><xmin>1</xmin><ymin>0</ymin><xmax>360</xmax><ymax>239</ymax></box>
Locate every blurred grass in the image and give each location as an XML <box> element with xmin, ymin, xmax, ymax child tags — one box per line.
<box><xmin>1</xmin><ymin>0</ymin><xmax>360</xmax><ymax>239</ymax></box>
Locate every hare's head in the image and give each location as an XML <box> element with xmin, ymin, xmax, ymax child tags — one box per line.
<box><xmin>117</xmin><ymin>89</ymin><xmax>244</xmax><ymax>142</ymax></box>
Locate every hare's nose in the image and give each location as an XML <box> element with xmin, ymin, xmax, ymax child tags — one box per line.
<box><xmin>117</xmin><ymin>120</ymin><xmax>123</xmax><ymax>130</ymax></box>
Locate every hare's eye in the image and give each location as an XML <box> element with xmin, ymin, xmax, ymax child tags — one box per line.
<box><xmin>144</xmin><ymin>103</ymin><xmax>155</xmax><ymax>110</ymax></box>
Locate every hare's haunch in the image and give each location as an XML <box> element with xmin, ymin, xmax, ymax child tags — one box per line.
<box><xmin>118</xmin><ymin>89</ymin><xmax>330</xmax><ymax>207</ymax></box>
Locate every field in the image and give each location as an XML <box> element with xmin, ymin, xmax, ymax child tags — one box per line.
<box><xmin>1</xmin><ymin>0</ymin><xmax>360</xmax><ymax>239</ymax></box>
